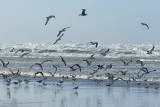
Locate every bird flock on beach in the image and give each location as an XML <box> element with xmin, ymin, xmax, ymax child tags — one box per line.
<box><xmin>0</xmin><ymin>9</ymin><xmax>159</xmax><ymax>92</ymax></box>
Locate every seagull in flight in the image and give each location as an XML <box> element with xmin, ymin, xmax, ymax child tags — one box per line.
<box><xmin>88</xmin><ymin>42</ymin><xmax>98</xmax><ymax>48</ymax></box>
<box><xmin>141</xmin><ymin>23</ymin><xmax>149</xmax><ymax>29</ymax></box>
<box><xmin>20</xmin><ymin>52</ymin><xmax>30</xmax><ymax>58</ymax></box>
<box><xmin>0</xmin><ymin>59</ymin><xmax>9</xmax><ymax>67</ymax></box>
<box><xmin>53</xmin><ymin>34</ymin><xmax>64</xmax><ymax>45</ymax></box>
<box><xmin>34</xmin><ymin>72</ymin><xmax>44</xmax><ymax>78</ymax></box>
<box><xmin>45</xmin><ymin>15</ymin><xmax>55</xmax><ymax>25</ymax></box>
<box><xmin>120</xmin><ymin>58</ymin><xmax>132</xmax><ymax>66</ymax></box>
<box><xmin>59</xmin><ymin>56</ymin><xmax>66</xmax><ymax>66</ymax></box>
<box><xmin>79</xmin><ymin>9</ymin><xmax>87</xmax><ymax>16</ymax></box>
<box><xmin>30</xmin><ymin>63</ymin><xmax>43</xmax><ymax>70</ymax></box>
<box><xmin>147</xmin><ymin>45</ymin><xmax>155</xmax><ymax>54</ymax></box>
<box><xmin>101</xmin><ymin>49</ymin><xmax>110</xmax><ymax>56</ymax></box>
<box><xmin>57</xmin><ymin>27</ymin><xmax>70</xmax><ymax>37</ymax></box>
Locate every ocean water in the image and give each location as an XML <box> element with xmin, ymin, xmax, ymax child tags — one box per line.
<box><xmin>0</xmin><ymin>43</ymin><xmax>160</xmax><ymax>81</ymax></box>
<box><xmin>0</xmin><ymin>43</ymin><xmax>160</xmax><ymax>107</ymax></box>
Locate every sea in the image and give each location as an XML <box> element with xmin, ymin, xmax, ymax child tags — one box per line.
<box><xmin>0</xmin><ymin>43</ymin><xmax>160</xmax><ymax>107</ymax></box>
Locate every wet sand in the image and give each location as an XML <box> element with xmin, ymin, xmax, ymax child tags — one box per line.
<box><xmin>0</xmin><ymin>77</ymin><xmax>160</xmax><ymax>107</ymax></box>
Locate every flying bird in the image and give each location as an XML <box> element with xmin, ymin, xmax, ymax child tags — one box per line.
<box><xmin>34</xmin><ymin>72</ymin><xmax>44</xmax><ymax>78</ymax></box>
<box><xmin>101</xmin><ymin>49</ymin><xmax>110</xmax><ymax>56</ymax></box>
<box><xmin>20</xmin><ymin>52</ymin><xmax>30</xmax><ymax>58</ymax></box>
<box><xmin>120</xmin><ymin>58</ymin><xmax>132</xmax><ymax>66</ymax></box>
<box><xmin>53</xmin><ymin>34</ymin><xmax>64</xmax><ymax>45</ymax></box>
<box><xmin>88</xmin><ymin>42</ymin><xmax>98</xmax><ymax>48</ymax></box>
<box><xmin>0</xmin><ymin>59</ymin><xmax>9</xmax><ymax>67</ymax></box>
<box><xmin>79</xmin><ymin>9</ymin><xmax>87</xmax><ymax>16</ymax></box>
<box><xmin>141</xmin><ymin>23</ymin><xmax>149</xmax><ymax>29</ymax></box>
<box><xmin>59</xmin><ymin>56</ymin><xmax>66</xmax><ymax>66</ymax></box>
<box><xmin>147</xmin><ymin>45</ymin><xmax>155</xmax><ymax>54</ymax></box>
<box><xmin>30</xmin><ymin>63</ymin><xmax>43</xmax><ymax>70</ymax></box>
<box><xmin>45</xmin><ymin>15</ymin><xmax>55</xmax><ymax>25</ymax></box>
<box><xmin>57</xmin><ymin>27</ymin><xmax>70</xmax><ymax>37</ymax></box>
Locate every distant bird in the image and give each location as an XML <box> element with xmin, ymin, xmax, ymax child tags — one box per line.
<box><xmin>15</xmin><ymin>49</ymin><xmax>25</xmax><ymax>53</ymax></box>
<box><xmin>0</xmin><ymin>59</ymin><xmax>9</xmax><ymax>67</ymax></box>
<box><xmin>97</xmin><ymin>64</ymin><xmax>104</xmax><ymax>70</ymax></box>
<box><xmin>79</xmin><ymin>9</ymin><xmax>87</xmax><ymax>16</ymax></box>
<box><xmin>88</xmin><ymin>54</ymin><xmax>95</xmax><ymax>59</ymax></box>
<box><xmin>101</xmin><ymin>49</ymin><xmax>110</xmax><ymax>56</ymax></box>
<box><xmin>105</xmin><ymin>64</ymin><xmax>112</xmax><ymax>71</ymax></box>
<box><xmin>24</xmin><ymin>79</ymin><xmax>30</xmax><ymax>84</ymax></box>
<box><xmin>34</xmin><ymin>72</ymin><xmax>44</xmax><ymax>78</ymax></box>
<box><xmin>45</xmin><ymin>15</ymin><xmax>55</xmax><ymax>25</ymax></box>
<box><xmin>10</xmin><ymin>48</ymin><xmax>14</xmax><ymax>52</ymax></box>
<box><xmin>120</xmin><ymin>58</ymin><xmax>132</xmax><ymax>66</ymax></box>
<box><xmin>136</xmin><ymin>60</ymin><xmax>144</xmax><ymax>67</ymax></box>
<box><xmin>53</xmin><ymin>34</ymin><xmax>64</xmax><ymax>45</ymax></box>
<box><xmin>59</xmin><ymin>56</ymin><xmax>66</xmax><ymax>66</ymax></box>
<box><xmin>118</xmin><ymin>71</ymin><xmax>128</xmax><ymax>75</ymax></box>
<box><xmin>88</xmin><ymin>42</ymin><xmax>98</xmax><ymax>48</ymax></box>
<box><xmin>70</xmin><ymin>64</ymin><xmax>81</xmax><ymax>72</ymax></box>
<box><xmin>52</xmin><ymin>64</ymin><xmax>58</xmax><ymax>73</ymax></box>
<box><xmin>57</xmin><ymin>27</ymin><xmax>70</xmax><ymax>37</ymax></box>
<box><xmin>83</xmin><ymin>59</ymin><xmax>92</xmax><ymax>66</ymax></box>
<box><xmin>20</xmin><ymin>52</ymin><xmax>30</xmax><ymax>58</ymax></box>
<box><xmin>141</xmin><ymin>23</ymin><xmax>149</xmax><ymax>29</ymax></box>
<box><xmin>36</xmin><ymin>80</ymin><xmax>43</xmax><ymax>84</ymax></box>
<box><xmin>30</xmin><ymin>63</ymin><xmax>43</xmax><ymax>70</ymax></box>
<box><xmin>41</xmin><ymin>59</ymin><xmax>53</xmax><ymax>64</ymax></box>
<box><xmin>147</xmin><ymin>45</ymin><xmax>155</xmax><ymax>54</ymax></box>
<box><xmin>73</xmin><ymin>86</ymin><xmax>79</xmax><ymax>90</ymax></box>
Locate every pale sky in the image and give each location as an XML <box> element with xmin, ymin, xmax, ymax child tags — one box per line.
<box><xmin>0</xmin><ymin>0</ymin><xmax>160</xmax><ymax>44</ymax></box>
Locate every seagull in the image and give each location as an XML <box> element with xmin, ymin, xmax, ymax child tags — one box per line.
<box><xmin>20</xmin><ymin>52</ymin><xmax>30</xmax><ymax>58</ymax></box>
<box><xmin>88</xmin><ymin>54</ymin><xmax>95</xmax><ymax>59</ymax></box>
<box><xmin>73</xmin><ymin>86</ymin><xmax>79</xmax><ymax>90</ymax></box>
<box><xmin>120</xmin><ymin>58</ymin><xmax>132</xmax><ymax>66</ymax></box>
<box><xmin>53</xmin><ymin>34</ymin><xmax>64</xmax><ymax>45</ymax></box>
<box><xmin>136</xmin><ymin>60</ymin><xmax>144</xmax><ymax>67</ymax></box>
<box><xmin>30</xmin><ymin>63</ymin><xmax>43</xmax><ymax>70</ymax></box>
<box><xmin>45</xmin><ymin>15</ymin><xmax>55</xmax><ymax>25</ymax></box>
<box><xmin>83</xmin><ymin>59</ymin><xmax>92</xmax><ymax>66</ymax></box>
<box><xmin>79</xmin><ymin>9</ymin><xmax>87</xmax><ymax>16</ymax></box>
<box><xmin>0</xmin><ymin>59</ymin><xmax>9</xmax><ymax>67</ymax></box>
<box><xmin>34</xmin><ymin>72</ymin><xmax>44</xmax><ymax>78</ymax></box>
<box><xmin>101</xmin><ymin>49</ymin><xmax>110</xmax><ymax>56</ymax></box>
<box><xmin>10</xmin><ymin>48</ymin><xmax>14</xmax><ymax>52</ymax></box>
<box><xmin>147</xmin><ymin>45</ymin><xmax>155</xmax><ymax>54</ymax></box>
<box><xmin>59</xmin><ymin>56</ymin><xmax>66</xmax><ymax>66</ymax></box>
<box><xmin>15</xmin><ymin>49</ymin><xmax>25</xmax><ymax>53</ymax></box>
<box><xmin>141</xmin><ymin>23</ymin><xmax>149</xmax><ymax>29</ymax></box>
<box><xmin>70</xmin><ymin>64</ymin><xmax>81</xmax><ymax>72</ymax></box>
<box><xmin>105</xmin><ymin>64</ymin><xmax>112</xmax><ymax>70</ymax></box>
<box><xmin>57</xmin><ymin>27</ymin><xmax>70</xmax><ymax>37</ymax></box>
<box><xmin>88</xmin><ymin>42</ymin><xmax>98</xmax><ymax>48</ymax></box>
<box><xmin>41</xmin><ymin>59</ymin><xmax>53</xmax><ymax>64</ymax></box>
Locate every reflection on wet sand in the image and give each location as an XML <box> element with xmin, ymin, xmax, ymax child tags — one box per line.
<box><xmin>0</xmin><ymin>81</ymin><xmax>160</xmax><ymax>107</ymax></box>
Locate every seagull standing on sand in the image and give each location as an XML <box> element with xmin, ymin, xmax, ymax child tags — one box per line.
<box><xmin>141</xmin><ymin>23</ymin><xmax>149</xmax><ymax>29</ymax></box>
<box><xmin>45</xmin><ymin>15</ymin><xmax>55</xmax><ymax>25</ymax></box>
<box><xmin>79</xmin><ymin>9</ymin><xmax>87</xmax><ymax>16</ymax></box>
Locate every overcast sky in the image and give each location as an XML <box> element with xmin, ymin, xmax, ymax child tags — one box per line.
<box><xmin>0</xmin><ymin>0</ymin><xmax>160</xmax><ymax>44</ymax></box>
